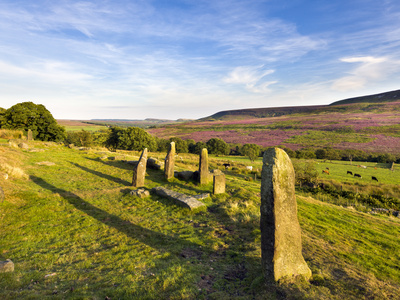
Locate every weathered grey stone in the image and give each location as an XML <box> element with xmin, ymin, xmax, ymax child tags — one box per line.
<box><xmin>151</xmin><ymin>186</ymin><xmax>206</xmax><ymax>211</ymax></box>
<box><xmin>192</xmin><ymin>193</ymin><xmax>210</xmax><ymax>200</ymax></box>
<box><xmin>18</xmin><ymin>142</ymin><xmax>29</xmax><ymax>149</ymax></box>
<box><xmin>164</xmin><ymin>142</ymin><xmax>175</xmax><ymax>180</ymax></box>
<box><xmin>147</xmin><ymin>158</ymin><xmax>163</xmax><ymax>170</ymax></box>
<box><xmin>27</xmin><ymin>129</ymin><xmax>33</xmax><ymax>141</ymax></box>
<box><xmin>176</xmin><ymin>171</ymin><xmax>194</xmax><ymax>181</ymax></box>
<box><xmin>260</xmin><ymin>147</ymin><xmax>311</xmax><ymax>282</ymax></box>
<box><xmin>36</xmin><ymin>161</ymin><xmax>56</xmax><ymax>166</ymax></box>
<box><xmin>0</xmin><ymin>186</ymin><xmax>4</xmax><ymax>203</ymax></box>
<box><xmin>68</xmin><ymin>144</ymin><xmax>74</xmax><ymax>148</ymax></box>
<box><xmin>199</xmin><ymin>148</ymin><xmax>211</xmax><ymax>185</ymax></box>
<box><xmin>130</xmin><ymin>188</ymin><xmax>150</xmax><ymax>198</ymax></box>
<box><xmin>213</xmin><ymin>173</ymin><xmax>226</xmax><ymax>194</ymax></box>
<box><xmin>132</xmin><ymin>148</ymin><xmax>148</xmax><ymax>187</ymax></box>
<box><xmin>0</xmin><ymin>259</ymin><xmax>14</xmax><ymax>273</ymax></box>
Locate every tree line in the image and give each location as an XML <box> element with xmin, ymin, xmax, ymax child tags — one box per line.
<box><xmin>1</xmin><ymin>102</ymin><xmax>399</xmax><ymax>164</ymax></box>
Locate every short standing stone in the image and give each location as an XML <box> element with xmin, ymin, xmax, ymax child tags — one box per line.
<box><xmin>213</xmin><ymin>173</ymin><xmax>225</xmax><ymax>194</ymax></box>
<box><xmin>0</xmin><ymin>259</ymin><xmax>14</xmax><ymax>273</ymax></box>
<box><xmin>199</xmin><ymin>148</ymin><xmax>210</xmax><ymax>185</ymax></box>
<box><xmin>260</xmin><ymin>148</ymin><xmax>311</xmax><ymax>282</ymax></box>
<box><xmin>132</xmin><ymin>148</ymin><xmax>148</xmax><ymax>187</ymax></box>
<box><xmin>27</xmin><ymin>129</ymin><xmax>33</xmax><ymax>141</ymax></box>
<box><xmin>164</xmin><ymin>142</ymin><xmax>175</xmax><ymax>180</ymax></box>
<box><xmin>130</xmin><ymin>188</ymin><xmax>150</xmax><ymax>198</ymax></box>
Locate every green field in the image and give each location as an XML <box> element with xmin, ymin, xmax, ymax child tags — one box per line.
<box><xmin>1</xmin><ymin>143</ymin><xmax>400</xmax><ymax>299</ymax></box>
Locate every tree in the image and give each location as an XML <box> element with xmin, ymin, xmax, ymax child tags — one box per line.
<box><xmin>241</xmin><ymin>143</ymin><xmax>260</xmax><ymax>161</ymax></box>
<box><xmin>3</xmin><ymin>102</ymin><xmax>65</xmax><ymax>141</ymax></box>
<box><xmin>206</xmin><ymin>138</ymin><xmax>229</xmax><ymax>155</ymax></box>
<box><xmin>169</xmin><ymin>137</ymin><xmax>188</xmax><ymax>153</ymax></box>
<box><xmin>190</xmin><ymin>141</ymin><xmax>207</xmax><ymax>154</ymax></box>
<box><xmin>65</xmin><ymin>130</ymin><xmax>93</xmax><ymax>147</ymax></box>
<box><xmin>104</xmin><ymin>126</ymin><xmax>157</xmax><ymax>151</ymax></box>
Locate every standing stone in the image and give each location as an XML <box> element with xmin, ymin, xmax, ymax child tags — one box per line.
<box><xmin>199</xmin><ymin>148</ymin><xmax>210</xmax><ymax>185</ymax></box>
<box><xmin>164</xmin><ymin>142</ymin><xmax>175</xmax><ymax>180</ymax></box>
<box><xmin>27</xmin><ymin>129</ymin><xmax>33</xmax><ymax>141</ymax></box>
<box><xmin>0</xmin><ymin>186</ymin><xmax>4</xmax><ymax>203</ymax></box>
<box><xmin>213</xmin><ymin>173</ymin><xmax>225</xmax><ymax>194</ymax></box>
<box><xmin>260</xmin><ymin>148</ymin><xmax>311</xmax><ymax>282</ymax></box>
<box><xmin>132</xmin><ymin>148</ymin><xmax>148</xmax><ymax>187</ymax></box>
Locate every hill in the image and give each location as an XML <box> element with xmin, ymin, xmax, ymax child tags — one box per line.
<box><xmin>330</xmin><ymin>89</ymin><xmax>400</xmax><ymax>106</ymax></box>
<box><xmin>0</xmin><ymin>141</ymin><xmax>399</xmax><ymax>299</ymax></box>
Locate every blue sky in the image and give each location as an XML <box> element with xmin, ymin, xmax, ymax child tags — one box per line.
<box><xmin>1</xmin><ymin>0</ymin><xmax>400</xmax><ymax>120</ymax></box>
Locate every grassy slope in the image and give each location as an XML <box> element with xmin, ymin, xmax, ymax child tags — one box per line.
<box><xmin>1</xmin><ymin>143</ymin><xmax>400</xmax><ymax>299</ymax></box>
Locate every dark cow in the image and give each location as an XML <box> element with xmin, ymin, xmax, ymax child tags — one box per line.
<box><xmin>372</xmin><ymin>176</ymin><xmax>378</xmax><ymax>182</ymax></box>
<box><xmin>326</xmin><ymin>167</ymin><xmax>330</xmax><ymax>170</ymax></box>
<box><xmin>222</xmin><ymin>163</ymin><xmax>231</xmax><ymax>169</ymax></box>
<box><xmin>354</xmin><ymin>173</ymin><xmax>362</xmax><ymax>178</ymax></box>
<box><xmin>347</xmin><ymin>171</ymin><xmax>353</xmax><ymax>175</ymax></box>
<box><xmin>322</xmin><ymin>170</ymin><xmax>330</xmax><ymax>175</ymax></box>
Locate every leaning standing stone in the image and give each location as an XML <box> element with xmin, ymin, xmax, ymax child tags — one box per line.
<box><xmin>164</xmin><ymin>142</ymin><xmax>175</xmax><ymax>180</ymax></box>
<box><xmin>213</xmin><ymin>173</ymin><xmax>225</xmax><ymax>194</ymax></box>
<box><xmin>260</xmin><ymin>147</ymin><xmax>311</xmax><ymax>282</ymax></box>
<box><xmin>132</xmin><ymin>148</ymin><xmax>148</xmax><ymax>187</ymax></box>
<box><xmin>199</xmin><ymin>148</ymin><xmax>210</xmax><ymax>185</ymax></box>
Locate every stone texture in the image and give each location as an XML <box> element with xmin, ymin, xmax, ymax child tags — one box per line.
<box><xmin>0</xmin><ymin>259</ymin><xmax>14</xmax><ymax>273</ymax></box>
<box><xmin>260</xmin><ymin>147</ymin><xmax>311</xmax><ymax>282</ymax></box>
<box><xmin>130</xmin><ymin>188</ymin><xmax>150</xmax><ymax>198</ymax></box>
<box><xmin>132</xmin><ymin>148</ymin><xmax>148</xmax><ymax>187</ymax></box>
<box><xmin>36</xmin><ymin>161</ymin><xmax>56</xmax><ymax>166</ymax></box>
<box><xmin>0</xmin><ymin>186</ymin><xmax>4</xmax><ymax>203</ymax></box>
<box><xmin>147</xmin><ymin>158</ymin><xmax>163</xmax><ymax>170</ymax></box>
<box><xmin>199</xmin><ymin>148</ymin><xmax>211</xmax><ymax>185</ymax></box>
<box><xmin>18</xmin><ymin>142</ymin><xmax>29</xmax><ymax>149</ymax></box>
<box><xmin>213</xmin><ymin>173</ymin><xmax>226</xmax><ymax>194</ymax></box>
<box><xmin>164</xmin><ymin>142</ymin><xmax>175</xmax><ymax>180</ymax></box>
<box><xmin>151</xmin><ymin>186</ymin><xmax>206</xmax><ymax>211</ymax></box>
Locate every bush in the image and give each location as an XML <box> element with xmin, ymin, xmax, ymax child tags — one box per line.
<box><xmin>104</xmin><ymin>126</ymin><xmax>157</xmax><ymax>151</ymax></box>
<box><xmin>206</xmin><ymin>138</ymin><xmax>229</xmax><ymax>155</ymax></box>
<box><xmin>241</xmin><ymin>144</ymin><xmax>260</xmax><ymax>162</ymax></box>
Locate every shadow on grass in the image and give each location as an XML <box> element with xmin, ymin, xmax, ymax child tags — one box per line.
<box><xmin>85</xmin><ymin>157</ymin><xmax>134</xmax><ymax>171</ymax></box>
<box><xmin>70</xmin><ymin>162</ymin><xmax>132</xmax><ymax>186</ymax></box>
<box><xmin>30</xmin><ymin>175</ymin><xmax>206</xmax><ymax>254</ymax></box>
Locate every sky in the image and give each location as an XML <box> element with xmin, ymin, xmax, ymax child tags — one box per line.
<box><xmin>1</xmin><ymin>0</ymin><xmax>400</xmax><ymax>120</ymax></box>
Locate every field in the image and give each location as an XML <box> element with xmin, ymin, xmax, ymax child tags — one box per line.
<box><xmin>147</xmin><ymin>101</ymin><xmax>400</xmax><ymax>154</ymax></box>
<box><xmin>56</xmin><ymin>120</ymin><xmax>108</xmax><ymax>132</ymax></box>
<box><xmin>1</xmin><ymin>142</ymin><xmax>400</xmax><ymax>299</ymax></box>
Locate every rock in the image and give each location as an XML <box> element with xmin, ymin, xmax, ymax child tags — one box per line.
<box><xmin>68</xmin><ymin>144</ymin><xmax>74</xmax><ymax>148</ymax></box>
<box><xmin>18</xmin><ymin>142</ymin><xmax>29</xmax><ymax>150</ymax></box>
<box><xmin>130</xmin><ymin>188</ymin><xmax>150</xmax><ymax>198</ymax></box>
<box><xmin>260</xmin><ymin>148</ymin><xmax>312</xmax><ymax>282</ymax></box>
<box><xmin>176</xmin><ymin>171</ymin><xmax>194</xmax><ymax>181</ymax></box>
<box><xmin>164</xmin><ymin>142</ymin><xmax>175</xmax><ymax>180</ymax></box>
<box><xmin>192</xmin><ymin>193</ymin><xmax>210</xmax><ymax>200</ymax></box>
<box><xmin>99</xmin><ymin>156</ymin><xmax>108</xmax><ymax>160</ymax></box>
<box><xmin>0</xmin><ymin>259</ymin><xmax>14</xmax><ymax>273</ymax></box>
<box><xmin>132</xmin><ymin>148</ymin><xmax>147</xmax><ymax>187</ymax></box>
<box><xmin>151</xmin><ymin>186</ymin><xmax>206</xmax><ymax>211</ymax></box>
<box><xmin>147</xmin><ymin>158</ymin><xmax>163</xmax><ymax>170</ymax></box>
<box><xmin>213</xmin><ymin>173</ymin><xmax>226</xmax><ymax>194</ymax></box>
<box><xmin>199</xmin><ymin>148</ymin><xmax>211</xmax><ymax>185</ymax></box>
<box><xmin>27</xmin><ymin>129</ymin><xmax>34</xmax><ymax>141</ymax></box>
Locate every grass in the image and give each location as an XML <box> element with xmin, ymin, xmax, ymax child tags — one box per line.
<box><xmin>1</xmin><ymin>142</ymin><xmax>400</xmax><ymax>299</ymax></box>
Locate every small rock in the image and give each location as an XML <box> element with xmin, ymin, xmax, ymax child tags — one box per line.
<box><xmin>0</xmin><ymin>259</ymin><xmax>14</xmax><ymax>273</ymax></box>
<box><xmin>130</xmin><ymin>189</ymin><xmax>150</xmax><ymax>198</ymax></box>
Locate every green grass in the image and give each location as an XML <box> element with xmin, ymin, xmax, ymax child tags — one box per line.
<box><xmin>63</xmin><ymin>125</ymin><xmax>108</xmax><ymax>132</ymax></box>
<box><xmin>1</xmin><ymin>143</ymin><xmax>400</xmax><ymax>299</ymax></box>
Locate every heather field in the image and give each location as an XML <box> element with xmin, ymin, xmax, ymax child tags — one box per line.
<box><xmin>147</xmin><ymin>102</ymin><xmax>400</xmax><ymax>153</ymax></box>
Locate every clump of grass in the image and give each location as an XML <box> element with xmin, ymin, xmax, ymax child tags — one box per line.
<box><xmin>0</xmin><ymin>129</ymin><xmax>24</xmax><ymax>139</ymax></box>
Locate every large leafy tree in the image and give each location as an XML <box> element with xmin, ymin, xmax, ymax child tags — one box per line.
<box><xmin>104</xmin><ymin>126</ymin><xmax>157</xmax><ymax>151</ymax></box>
<box><xmin>241</xmin><ymin>143</ymin><xmax>261</xmax><ymax>161</ymax></box>
<box><xmin>2</xmin><ymin>102</ymin><xmax>65</xmax><ymax>141</ymax></box>
<box><xmin>206</xmin><ymin>138</ymin><xmax>229</xmax><ymax>155</ymax></box>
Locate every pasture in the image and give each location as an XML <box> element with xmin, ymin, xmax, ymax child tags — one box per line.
<box><xmin>56</xmin><ymin>120</ymin><xmax>108</xmax><ymax>132</ymax></box>
<box><xmin>1</xmin><ymin>143</ymin><xmax>400</xmax><ymax>299</ymax></box>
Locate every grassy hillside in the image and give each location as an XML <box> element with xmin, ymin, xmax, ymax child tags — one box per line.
<box><xmin>1</xmin><ymin>142</ymin><xmax>400</xmax><ymax>299</ymax></box>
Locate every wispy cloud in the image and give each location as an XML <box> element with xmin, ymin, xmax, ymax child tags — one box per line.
<box><xmin>224</xmin><ymin>66</ymin><xmax>276</xmax><ymax>93</ymax></box>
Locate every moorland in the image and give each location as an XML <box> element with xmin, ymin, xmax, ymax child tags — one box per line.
<box><xmin>1</xmin><ymin>90</ymin><xmax>400</xmax><ymax>299</ymax></box>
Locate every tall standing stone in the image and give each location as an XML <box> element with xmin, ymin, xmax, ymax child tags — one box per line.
<box><xmin>213</xmin><ymin>173</ymin><xmax>225</xmax><ymax>194</ymax></box>
<box><xmin>199</xmin><ymin>148</ymin><xmax>210</xmax><ymax>185</ymax></box>
<box><xmin>164</xmin><ymin>142</ymin><xmax>175</xmax><ymax>180</ymax></box>
<box><xmin>260</xmin><ymin>148</ymin><xmax>311</xmax><ymax>282</ymax></box>
<box><xmin>132</xmin><ymin>148</ymin><xmax>148</xmax><ymax>187</ymax></box>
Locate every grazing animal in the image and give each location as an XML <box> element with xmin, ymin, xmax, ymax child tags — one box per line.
<box><xmin>326</xmin><ymin>167</ymin><xmax>330</xmax><ymax>170</ymax></box>
<box><xmin>322</xmin><ymin>170</ymin><xmax>330</xmax><ymax>175</ymax></box>
<box><xmin>354</xmin><ymin>173</ymin><xmax>362</xmax><ymax>178</ymax></box>
<box><xmin>347</xmin><ymin>171</ymin><xmax>353</xmax><ymax>175</ymax></box>
<box><xmin>222</xmin><ymin>163</ymin><xmax>231</xmax><ymax>169</ymax></box>
<box><xmin>372</xmin><ymin>176</ymin><xmax>378</xmax><ymax>182</ymax></box>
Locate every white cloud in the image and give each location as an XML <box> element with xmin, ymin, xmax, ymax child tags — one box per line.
<box><xmin>331</xmin><ymin>56</ymin><xmax>400</xmax><ymax>91</ymax></box>
<box><xmin>224</xmin><ymin>66</ymin><xmax>276</xmax><ymax>93</ymax></box>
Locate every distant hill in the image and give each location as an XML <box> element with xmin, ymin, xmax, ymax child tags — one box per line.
<box><xmin>203</xmin><ymin>89</ymin><xmax>400</xmax><ymax>120</ymax></box>
<box><xmin>330</xmin><ymin>89</ymin><xmax>400</xmax><ymax>106</ymax></box>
